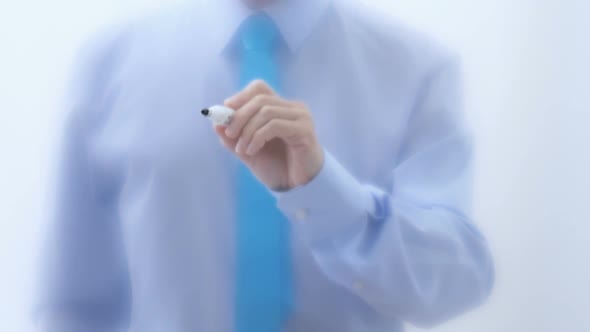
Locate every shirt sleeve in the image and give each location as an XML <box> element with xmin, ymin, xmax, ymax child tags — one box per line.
<box><xmin>274</xmin><ymin>57</ymin><xmax>494</xmax><ymax>328</ymax></box>
<box><xmin>36</xmin><ymin>29</ymin><xmax>132</xmax><ymax>332</ymax></box>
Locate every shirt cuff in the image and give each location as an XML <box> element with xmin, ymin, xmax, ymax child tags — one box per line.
<box><xmin>274</xmin><ymin>150</ymin><xmax>375</xmax><ymax>244</ymax></box>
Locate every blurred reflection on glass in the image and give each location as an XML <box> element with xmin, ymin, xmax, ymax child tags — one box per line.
<box><xmin>35</xmin><ymin>0</ymin><xmax>495</xmax><ymax>331</ymax></box>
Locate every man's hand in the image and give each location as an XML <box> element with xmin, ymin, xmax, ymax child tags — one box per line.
<box><xmin>215</xmin><ymin>80</ymin><xmax>324</xmax><ymax>191</ymax></box>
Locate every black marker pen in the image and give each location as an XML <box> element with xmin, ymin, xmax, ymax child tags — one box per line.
<box><xmin>201</xmin><ymin>105</ymin><xmax>235</xmax><ymax>126</ymax></box>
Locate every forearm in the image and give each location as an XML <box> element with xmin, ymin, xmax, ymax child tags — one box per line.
<box><xmin>275</xmin><ymin>150</ymin><xmax>494</xmax><ymax>326</ymax></box>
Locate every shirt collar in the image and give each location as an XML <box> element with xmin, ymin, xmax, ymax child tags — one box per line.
<box><xmin>206</xmin><ymin>0</ymin><xmax>331</xmax><ymax>54</ymax></box>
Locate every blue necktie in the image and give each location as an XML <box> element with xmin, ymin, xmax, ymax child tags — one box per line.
<box><xmin>235</xmin><ymin>14</ymin><xmax>292</xmax><ymax>332</ymax></box>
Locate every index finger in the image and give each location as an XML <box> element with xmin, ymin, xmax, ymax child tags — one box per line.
<box><xmin>224</xmin><ymin>79</ymin><xmax>276</xmax><ymax>110</ymax></box>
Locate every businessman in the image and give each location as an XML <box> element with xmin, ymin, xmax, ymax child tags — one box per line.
<box><xmin>39</xmin><ymin>0</ymin><xmax>494</xmax><ymax>331</ymax></box>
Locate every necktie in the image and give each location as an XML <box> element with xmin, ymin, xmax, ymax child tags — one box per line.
<box><xmin>235</xmin><ymin>14</ymin><xmax>292</xmax><ymax>332</ymax></box>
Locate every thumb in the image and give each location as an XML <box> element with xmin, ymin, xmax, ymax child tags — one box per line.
<box><xmin>215</xmin><ymin>125</ymin><xmax>237</xmax><ymax>150</ymax></box>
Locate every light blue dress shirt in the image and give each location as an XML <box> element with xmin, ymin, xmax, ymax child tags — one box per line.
<box><xmin>38</xmin><ymin>0</ymin><xmax>494</xmax><ymax>331</ymax></box>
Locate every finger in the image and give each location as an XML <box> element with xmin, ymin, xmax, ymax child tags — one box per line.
<box><xmin>215</xmin><ymin>126</ymin><xmax>255</xmax><ymax>163</ymax></box>
<box><xmin>215</xmin><ymin>125</ymin><xmax>237</xmax><ymax>150</ymax></box>
<box><xmin>224</xmin><ymin>80</ymin><xmax>275</xmax><ymax>110</ymax></box>
<box><xmin>235</xmin><ymin>106</ymin><xmax>300</xmax><ymax>154</ymax></box>
<box><xmin>225</xmin><ymin>94</ymin><xmax>291</xmax><ymax>139</ymax></box>
<box><xmin>246</xmin><ymin>119</ymin><xmax>302</xmax><ymax>156</ymax></box>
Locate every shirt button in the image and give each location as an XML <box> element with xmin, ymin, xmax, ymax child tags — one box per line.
<box><xmin>295</xmin><ymin>208</ymin><xmax>308</xmax><ymax>221</ymax></box>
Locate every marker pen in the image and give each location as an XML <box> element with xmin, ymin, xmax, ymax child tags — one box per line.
<box><xmin>201</xmin><ymin>105</ymin><xmax>235</xmax><ymax>126</ymax></box>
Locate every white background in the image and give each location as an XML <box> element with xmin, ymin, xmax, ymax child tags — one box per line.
<box><xmin>1</xmin><ymin>0</ymin><xmax>589</xmax><ymax>331</ymax></box>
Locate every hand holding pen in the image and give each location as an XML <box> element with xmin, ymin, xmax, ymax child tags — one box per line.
<box><xmin>202</xmin><ymin>80</ymin><xmax>324</xmax><ymax>191</ymax></box>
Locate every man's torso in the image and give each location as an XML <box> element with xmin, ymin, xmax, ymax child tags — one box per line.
<box><xmin>79</xmin><ymin>2</ymin><xmax>452</xmax><ymax>330</ymax></box>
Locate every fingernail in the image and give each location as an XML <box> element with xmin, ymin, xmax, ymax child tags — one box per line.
<box><xmin>224</xmin><ymin>97</ymin><xmax>235</xmax><ymax>106</ymax></box>
<box><xmin>225</xmin><ymin>127</ymin><xmax>233</xmax><ymax>138</ymax></box>
<box><xmin>246</xmin><ymin>144</ymin><xmax>255</xmax><ymax>156</ymax></box>
<box><xmin>235</xmin><ymin>139</ymin><xmax>244</xmax><ymax>154</ymax></box>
